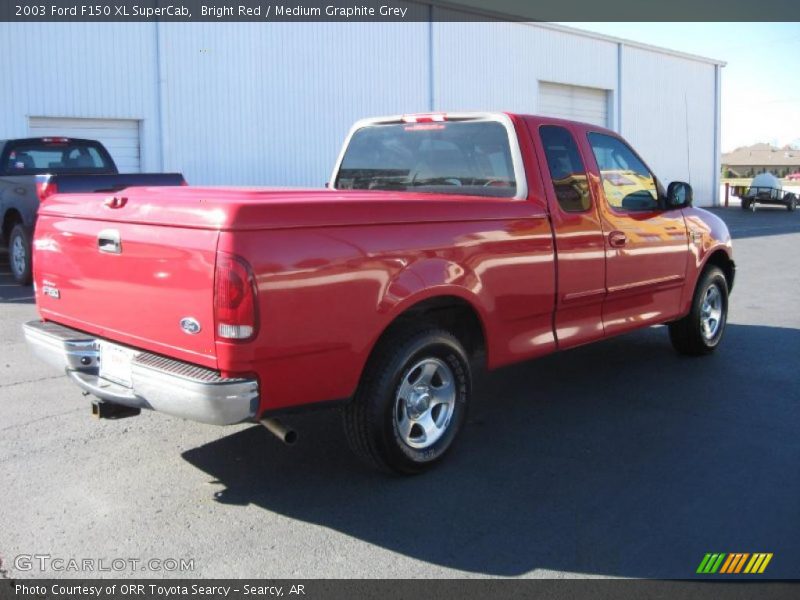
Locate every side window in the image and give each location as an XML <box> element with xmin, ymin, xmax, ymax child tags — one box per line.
<box><xmin>540</xmin><ymin>126</ymin><xmax>591</xmax><ymax>213</ymax></box>
<box><xmin>588</xmin><ymin>133</ymin><xmax>659</xmax><ymax>211</ymax></box>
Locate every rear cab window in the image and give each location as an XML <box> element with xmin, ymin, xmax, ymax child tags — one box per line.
<box><xmin>1</xmin><ymin>138</ymin><xmax>115</xmax><ymax>175</ymax></box>
<box><xmin>587</xmin><ymin>132</ymin><xmax>664</xmax><ymax>212</ymax></box>
<box><xmin>333</xmin><ymin>115</ymin><xmax>526</xmax><ymax>199</ymax></box>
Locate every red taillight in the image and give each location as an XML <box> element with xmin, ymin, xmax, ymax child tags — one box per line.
<box><xmin>36</xmin><ymin>180</ymin><xmax>57</xmax><ymax>202</ymax></box>
<box><xmin>214</xmin><ymin>253</ymin><xmax>258</xmax><ymax>341</ymax></box>
<box><xmin>41</xmin><ymin>137</ymin><xmax>69</xmax><ymax>144</ymax></box>
<box><xmin>401</xmin><ymin>113</ymin><xmax>446</xmax><ymax>123</ymax></box>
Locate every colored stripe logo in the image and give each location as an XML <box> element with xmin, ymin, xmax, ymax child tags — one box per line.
<box><xmin>696</xmin><ymin>553</ymin><xmax>773</xmax><ymax>574</ymax></box>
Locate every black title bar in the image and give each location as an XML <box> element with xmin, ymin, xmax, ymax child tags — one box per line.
<box><xmin>1</xmin><ymin>0</ymin><xmax>799</xmax><ymax>22</ymax></box>
<box><xmin>2</xmin><ymin>580</ymin><xmax>800</xmax><ymax>600</ymax></box>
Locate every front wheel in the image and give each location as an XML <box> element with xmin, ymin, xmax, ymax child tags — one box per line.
<box><xmin>786</xmin><ymin>194</ymin><xmax>796</xmax><ymax>212</ymax></box>
<box><xmin>9</xmin><ymin>224</ymin><xmax>32</xmax><ymax>285</ymax></box>
<box><xmin>343</xmin><ymin>328</ymin><xmax>471</xmax><ymax>474</ymax></box>
<box><xmin>669</xmin><ymin>266</ymin><xmax>729</xmax><ymax>356</ymax></box>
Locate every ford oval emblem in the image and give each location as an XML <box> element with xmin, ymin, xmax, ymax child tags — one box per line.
<box><xmin>180</xmin><ymin>317</ymin><xmax>202</xmax><ymax>335</ymax></box>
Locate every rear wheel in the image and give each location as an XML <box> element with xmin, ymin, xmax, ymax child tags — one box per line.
<box><xmin>786</xmin><ymin>194</ymin><xmax>796</xmax><ymax>212</ymax></box>
<box><xmin>669</xmin><ymin>266</ymin><xmax>728</xmax><ymax>356</ymax></box>
<box><xmin>343</xmin><ymin>328</ymin><xmax>471</xmax><ymax>474</ymax></box>
<box><xmin>741</xmin><ymin>199</ymin><xmax>751</xmax><ymax>211</ymax></box>
<box><xmin>9</xmin><ymin>224</ymin><xmax>32</xmax><ymax>285</ymax></box>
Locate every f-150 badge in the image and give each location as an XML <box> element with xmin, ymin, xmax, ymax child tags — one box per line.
<box><xmin>41</xmin><ymin>280</ymin><xmax>60</xmax><ymax>299</ymax></box>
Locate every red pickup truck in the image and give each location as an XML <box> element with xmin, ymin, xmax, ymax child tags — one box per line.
<box><xmin>24</xmin><ymin>112</ymin><xmax>734</xmax><ymax>474</ymax></box>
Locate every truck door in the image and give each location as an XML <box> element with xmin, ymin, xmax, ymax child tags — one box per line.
<box><xmin>533</xmin><ymin>123</ymin><xmax>607</xmax><ymax>349</ymax></box>
<box><xmin>583</xmin><ymin>132</ymin><xmax>690</xmax><ymax>336</ymax></box>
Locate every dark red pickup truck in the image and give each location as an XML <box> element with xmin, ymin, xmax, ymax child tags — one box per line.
<box><xmin>24</xmin><ymin>112</ymin><xmax>734</xmax><ymax>473</ymax></box>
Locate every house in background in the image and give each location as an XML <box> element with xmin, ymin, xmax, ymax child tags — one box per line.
<box><xmin>722</xmin><ymin>143</ymin><xmax>800</xmax><ymax>178</ymax></box>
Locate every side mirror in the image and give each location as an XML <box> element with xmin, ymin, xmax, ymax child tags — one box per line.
<box><xmin>667</xmin><ymin>181</ymin><xmax>693</xmax><ymax>208</ymax></box>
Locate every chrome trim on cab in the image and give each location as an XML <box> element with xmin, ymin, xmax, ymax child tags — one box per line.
<box><xmin>23</xmin><ymin>320</ymin><xmax>258</xmax><ymax>426</ymax></box>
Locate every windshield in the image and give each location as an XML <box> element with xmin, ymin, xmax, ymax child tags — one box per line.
<box><xmin>2</xmin><ymin>139</ymin><xmax>115</xmax><ymax>175</ymax></box>
<box><xmin>335</xmin><ymin>120</ymin><xmax>517</xmax><ymax>198</ymax></box>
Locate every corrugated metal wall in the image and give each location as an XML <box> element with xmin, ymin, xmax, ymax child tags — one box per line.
<box><xmin>0</xmin><ymin>19</ymin><xmax>721</xmax><ymax>204</ymax></box>
<box><xmin>159</xmin><ymin>22</ymin><xmax>430</xmax><ymax>185</ymax></box>
<box><xmin>620</xmin><ymin>46</ymin><xmax>719</xmax><ymax>205</ymax></box>
<box><xmin>432</xmin><ymin>19</ymin><xmax>618</xmax><ymax>117</ymax></box>
<box><xmin>0</xmin><ymin>23</ymin><xmax>162</xmax><ymax>170</ymax></box>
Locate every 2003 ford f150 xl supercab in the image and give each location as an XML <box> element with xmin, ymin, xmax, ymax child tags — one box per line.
<box><xmin>24</xmin><ymin>112</ymin><xmax>735</xmax><ymax>473</ymax></box>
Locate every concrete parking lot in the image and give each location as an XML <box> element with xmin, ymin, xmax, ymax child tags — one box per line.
<box><xmin>1</xmin><ymin>206</ymin><xmax>798</xmax><ymax>579</ymax></box>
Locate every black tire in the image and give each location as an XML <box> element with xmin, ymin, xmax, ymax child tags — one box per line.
<box><xmin>669</xmin><ymin>266</ymin><xmax>729</xmax><ymax>356</ymax></box>
<box><xmin>786</xmin><ymin>194</ymin><xmax>796</xmax><ymax>212</ymax></box>
<box><xmin>343</xmin><ymin>328</ymin><xmax>471</xmax><ymax>474</ymax></box>
<box><xmin>8</xmin><ymin>224</ymin><xmax>32</xmax><ymax>286</ymax></box>
<box><xmin>741</xmin><ymin>199</ymin><xmax>750</xmax><ymax>211</ymax></box>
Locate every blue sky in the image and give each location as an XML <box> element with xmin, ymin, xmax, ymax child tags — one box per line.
<box><xmin>563</xmin><ymin>22</ymin><xmax>800</xmax><ymax>151</ymax></box>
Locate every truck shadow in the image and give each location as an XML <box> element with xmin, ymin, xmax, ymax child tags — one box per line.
<box><xmin>0</xmin><ymin>253</ymin><xmax>34</xmax><ymax>304</ymax></box>
<box><xmin>182</xmin><ymin>323</ymin><xmax>800</xmax><ymax>578</ymax></box>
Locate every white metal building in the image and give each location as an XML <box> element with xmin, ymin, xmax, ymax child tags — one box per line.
<box><xmin>0</xmin><ymin>13</ymin><xmax>724</xmax><ymax>205</ymax></box>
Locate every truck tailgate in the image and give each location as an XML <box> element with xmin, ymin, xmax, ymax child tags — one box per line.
<box><xmin>33</xmin><ymin>213</ymin><xmax>219</xmax><ymax>369</ymax></box>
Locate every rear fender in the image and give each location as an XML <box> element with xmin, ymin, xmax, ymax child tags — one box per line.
<box><xmin>377</xmin><ymin>258</ymin><xmax>487</xmax><ymax>336</ymax></box>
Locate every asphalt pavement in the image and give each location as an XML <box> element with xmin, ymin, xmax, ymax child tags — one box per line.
<box><xmin>1</xmin><ymin>205</ymin><xmax>798</xmax><ymax>579</ymax></box>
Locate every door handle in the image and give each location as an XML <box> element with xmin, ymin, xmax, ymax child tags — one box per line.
<box><xmin>97</xmin><ymin>229</ymin><xmax>121</xmax><ymax>254</ymax></box>
<box><xmin>608</xmin><ymin>231</ymin><xmax>627</xmax><ymax>248</ymax></box>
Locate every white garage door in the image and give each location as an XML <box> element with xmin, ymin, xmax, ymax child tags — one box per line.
<box><xmin>28</xmin><ymin>117</ymin><xmax>141</xmax><ymax>173</ymax></box>
<box><xmin>539</xmin><ymin>82</ymin><xmax>609</xmax><ymax>127</ymax></box>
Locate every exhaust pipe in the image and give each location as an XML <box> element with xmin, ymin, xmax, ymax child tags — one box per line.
<box><xmin>260</xmin><ymin>417</ymin><xmax>298</xmax><ymax>445</ymax></box>
<box><xmin>92</xmin><ymin>401</ymin><xmax>141</xmax><ymax>420</ymax></box>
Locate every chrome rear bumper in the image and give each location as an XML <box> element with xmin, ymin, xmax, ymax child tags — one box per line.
<box><xmin>23</xmin><ymin>320</ymin><xmax>259</xmax><ymax>425</ymax></box>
